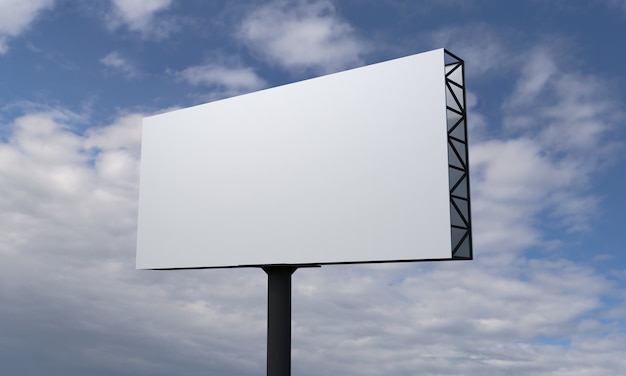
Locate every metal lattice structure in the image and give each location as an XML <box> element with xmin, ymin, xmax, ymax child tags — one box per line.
<box><xmin>445</xmin><ymin>50</ymin><xmax>472</xmax><ymax>260</ymax></box>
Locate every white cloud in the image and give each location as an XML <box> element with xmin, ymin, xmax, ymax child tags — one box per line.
<box><xmin>496</xmin><ymin>48</ymin><xmax>623</xmax><ymax>233</ymax></box>
<box><xmin>0</xmin><ymin>112</ymin><xmax>141</xmax><ymax>258</ymax></box>
<box><xmin>177</xmin><ymin>62</ymin><xmax>266</xmax><ymax>98</ymax></box>
<box><xmin>505</xmin><ymin>49</ymin><xmax>622</xmax><ymax>156</ymax></box>
<box><xmin>505</xmin><ymin>49</ymin><xmax>558</xmax><ymax>108</ymax></box>
<box><xmin>429</xmin><ymin>25</ymin><xmax>517</xmax><ymax>77</ymax></box>
<box><xmin>471</xmin><ymin>138</ymin><xmax>562</xmax><ymax>254</ymax></box>
<box><xmin>108</xmin><ymin>0</ymin><xmax>174</xmax><ymax>37</ymax></box>
<box><xmin>238</xmin><ymin>0</ymin><xmax>367</xmax><ymax>74</ymax></box>
<box><xmin>101</xmin><ymin>51</ymin><xmax>139</xmax><ymax>78</ymax></box>
<box><xmin>0</xmin><ymin>0</ymin><xmax>54</xmax><ymax>54</ymax></box>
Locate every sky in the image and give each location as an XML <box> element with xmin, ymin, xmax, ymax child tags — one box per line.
<box><xmin>0</xmin><ymin>0</ymin><xmax>625</xmax><ymax>375</ymax></box>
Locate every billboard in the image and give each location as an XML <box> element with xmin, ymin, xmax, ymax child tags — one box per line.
<box><xmin>136</xmin><ymin>48</ymin><xmax>471</xmax><ymax>269</ymax></box>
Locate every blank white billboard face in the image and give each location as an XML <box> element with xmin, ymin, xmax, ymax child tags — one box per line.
<box><xmin>136</xmin><ymin>48</ymin><xmax>472</xmax><ymax>269</ymax></box>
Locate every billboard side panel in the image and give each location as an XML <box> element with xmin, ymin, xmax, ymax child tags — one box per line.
<box><xmin>444</xmin><ymin>50</ymin><xmax>472</xmax><ymax>260</ymax></box>
<box><xmin>136</xmin><ymin>49</ymin><xmax>451</xmax><ymax>269</ymax></box>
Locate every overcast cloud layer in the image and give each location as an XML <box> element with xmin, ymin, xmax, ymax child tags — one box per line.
<box><xmin>1</xmin><ymin>1</ymin><xmax>625</xmax><ymax>375</ymax></box>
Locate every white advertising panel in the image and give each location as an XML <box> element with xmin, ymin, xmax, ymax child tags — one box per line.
<box><xmin>136</xmin><ymin>48</ymin><xmax>471</xmax><ymax>269</ymax></box>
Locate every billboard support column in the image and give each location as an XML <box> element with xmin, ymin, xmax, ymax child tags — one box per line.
<box><xmin>263</xmin><ymin>266</ymin><xmax>297</xmax><ymax>376</ymax></box>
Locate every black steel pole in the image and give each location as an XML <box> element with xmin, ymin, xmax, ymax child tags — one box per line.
<box><xmin>263</xmin><ymin>266</ymin><xmax>297</xmax><ymax>376</ymax></box>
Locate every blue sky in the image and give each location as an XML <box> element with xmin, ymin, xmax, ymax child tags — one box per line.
<box><xmin>1</xmin><ymin>1</ymin><xmax>625</xmax><ymax>375</ymax></box>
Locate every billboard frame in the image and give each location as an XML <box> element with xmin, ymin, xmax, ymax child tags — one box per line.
<box><xmin>137</xmin><ymin>48</ymin><xmax>471</xmax><ymax>376</ymax></box>
<box><xmin>136</xmin><ymin>48</ymin><xmax>472</xmax><ymax>270</ymax></box>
